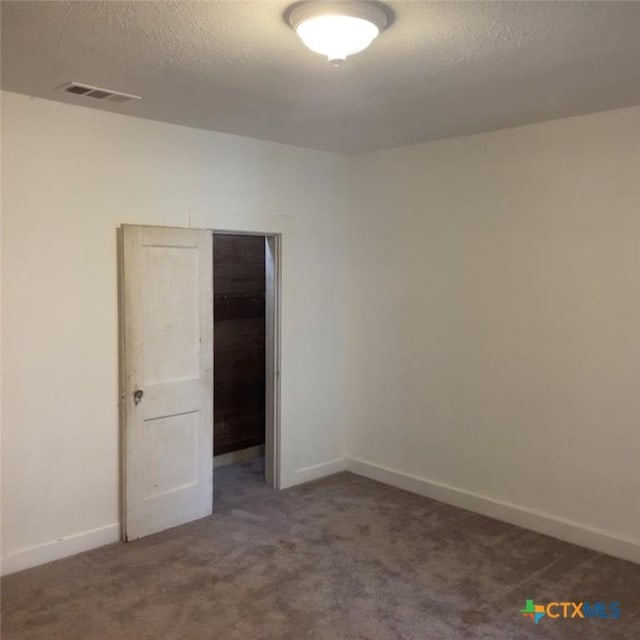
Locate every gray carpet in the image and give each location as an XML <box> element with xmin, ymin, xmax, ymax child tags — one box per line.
<box><xmin>2</xmin><ymin>459</ymin><xmax>639</xmax><ymax>639</ymax></box>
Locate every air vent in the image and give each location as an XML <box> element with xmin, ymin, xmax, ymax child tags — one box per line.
<box><xmin>61</xmin><ymin>82</ymin><xmax>141</xmax><ymax>103</ymax></box>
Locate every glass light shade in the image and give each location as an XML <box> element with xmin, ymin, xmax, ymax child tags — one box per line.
<box><xmin>295</xmin><ymin>14</ymin><xmax>380</xmax><ymax>64</ymax></box>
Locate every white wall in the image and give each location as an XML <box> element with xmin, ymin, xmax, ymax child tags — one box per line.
<box><xmin>1</xmin><ymin>91</ymin><xmax>349</xmax><ymax>573</ymax></box>
<box><xmin>3</xmin><ymin>92</ymin><xmax>640</xmax><ymax>573</ymax></box>
<box><xmin>347</xmin><ymin>106</ymin><xmax>640</xmax><ymax>563</ymax></box>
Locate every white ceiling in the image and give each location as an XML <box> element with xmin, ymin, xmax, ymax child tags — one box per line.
<box><xmin>2</xmin><ymin>1</ymin><xmax>640</xmax><ymax>154</ymax></box>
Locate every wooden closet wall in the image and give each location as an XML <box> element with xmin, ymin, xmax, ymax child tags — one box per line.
<box><xmin>213</xmin><ymin>235</ymin><xmax>266</xmax><ymax>456</ymax></box>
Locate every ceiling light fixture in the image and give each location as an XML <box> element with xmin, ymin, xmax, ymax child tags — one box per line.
<box><xmin>286</xmin><ymin>1</ymin><xmax>390</xmax><ymax>66</ymax></box>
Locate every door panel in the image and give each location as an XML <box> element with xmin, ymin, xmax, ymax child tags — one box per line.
<box><xmin>121</xmin><ymin>225</ymin><xmax>213</xmax><ymax>541</ymax></box>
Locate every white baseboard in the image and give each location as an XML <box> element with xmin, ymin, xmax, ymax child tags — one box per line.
<box><xmin>214</xmin><ymin>444</ymin><xmax>264</xmax><ymax>469</ymax></box>
<box><xmin>293</xmin><ymin>458</ymin><xmax>346</xmax><ymax>485</ymax></box>
<box><xmin>1</xmin><ymin>523</ymin><xmax>120</xmax><ymax>576</ymax></box>
<box><xmin>345</xmin><ymin>457</ymin><xmax>640</xmax><ymax>565</ymax></box>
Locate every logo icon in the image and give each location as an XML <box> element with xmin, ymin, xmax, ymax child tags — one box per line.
<box><xmin>521</xmin><ymin>599</ymin><xmax>546</xmax><ymax>623</ymax></box>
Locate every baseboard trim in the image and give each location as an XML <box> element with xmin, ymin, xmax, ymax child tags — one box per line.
<box><xmin>214</xmin><ymin>444</ymin><xmax>264</xmax><ymax>469</ymax></box>
<box><xmin>293</xmin><ymin>458</ymin><xmax>346</xmax><ymax>485</ymax></box>
<box><xmin>1</xmin><ymin>523</ymin><xmax>120</xmax><ymax>576</ymax></box>
<box><xmin>345</xmin><ymin>457</ymin><xmax>640</xmax><ymax>565</ymax></box>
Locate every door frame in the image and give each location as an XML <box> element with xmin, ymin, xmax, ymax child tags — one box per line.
<box><xmin>118</xmin><ymin>225</ymin><xmax>283</xmax><ymax>540</ymax></box>
<box><xmin>264</xmin><ymin>234</ymin><xmax>281</xmax><ymax>489</ymax></box>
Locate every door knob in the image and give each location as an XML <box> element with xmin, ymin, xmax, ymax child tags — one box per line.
<box><xmin>133</xmin><ymin>389</ymin><xmax>144</xmax><ymax>405</ymax></box>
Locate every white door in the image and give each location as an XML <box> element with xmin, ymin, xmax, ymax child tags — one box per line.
<box><xmin>120</xmin><ymin>224</ymin><xmax>213</xmax><ymax>540</ymax></box>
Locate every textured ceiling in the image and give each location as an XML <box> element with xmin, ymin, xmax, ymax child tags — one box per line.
<box><xmin>2</xmin><ymin>1</ymin><xmax>640</xmax><ymax>154</ymax></box>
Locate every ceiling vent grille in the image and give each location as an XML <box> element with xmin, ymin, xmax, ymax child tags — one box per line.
<box><xmin>61</xmin><ymin>82</ymin><xmax>141</xmax><ymax>103</ymax></box>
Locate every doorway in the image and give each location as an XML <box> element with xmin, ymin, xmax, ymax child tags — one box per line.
<box><xmin>212</xmin><ymin>234</ymin><xmax>266</xmax><ymax>479</ymax></box>
<box><xmin>211</xmin><ymin>232</ymin><xmax>280</xmax><ymax>489</ymax></box>
<box><xmin>119</xmin><ymin>225</ymin><xmax>280</xmax><ymax>542</ymax></box>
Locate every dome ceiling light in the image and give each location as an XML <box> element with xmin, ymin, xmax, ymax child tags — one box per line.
<box><xmin>285</xmin><ymin>1</ymin><xmax>391</xmax><ymax>66</ymax></box>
